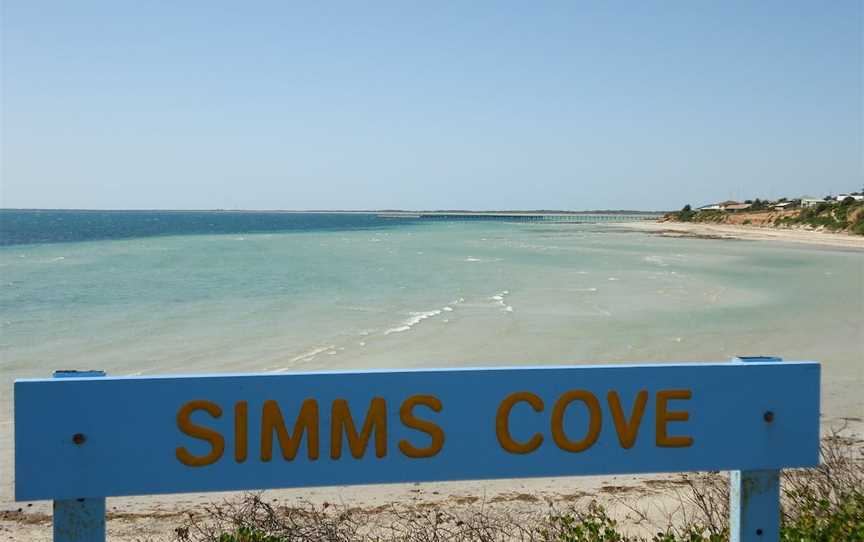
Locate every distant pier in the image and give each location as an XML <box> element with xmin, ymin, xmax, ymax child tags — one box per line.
<box><xmin>377</xmin><ymin>212</ymin><xmax>662</xmax><ymax>223</ymax></box>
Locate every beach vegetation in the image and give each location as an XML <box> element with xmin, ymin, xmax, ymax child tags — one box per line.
<box><xmin>748</xmin><ymin>199</ymin><xmax>769</xmax><ymax>211</ymax></box>
<box><xmin>672</xmin><ymin>205</ymin><xmax>696</xmax><ymax>222</ymax></box>
<box><xmin>176</xmin><ymin>432</ymin><xmax>862</xmax><ymax>542</ymax></box>
<box><xmin>775</xmin><ymin>201</ymin><xmax>864</xmax><ymax>233</ymax></box>
<box><xmin>672</xmin><ymin>197</ymin><xmax>864</xmax><ymax>235</ymax></box>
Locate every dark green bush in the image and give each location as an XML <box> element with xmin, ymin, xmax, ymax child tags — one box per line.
<box><xmin>780</xmin><ymin>491</ymin><xmax>864</xmax><ymax>541</ymax></box>
<box><xmin>767</xmin><ymin>201</ymin><xmax>863</xmax><ymax>235</ymax></box>
<box><xmin>545</xmin><ymin>502</ymin><xmax>635</xmax><ymax>542</ymax></box>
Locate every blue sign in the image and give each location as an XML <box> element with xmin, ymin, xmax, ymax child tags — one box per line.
<box><xmin>15</xmin><ymin>361</ymin><xmax>819</xmax><ymax>502</ymax></box>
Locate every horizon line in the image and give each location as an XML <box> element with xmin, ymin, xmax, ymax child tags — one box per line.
<box><xmin>0</xmin><ymin>207</ymin><xmax>670</xmax><ymax>214</ymax></box>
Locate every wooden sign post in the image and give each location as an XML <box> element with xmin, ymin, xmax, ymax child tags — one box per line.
<box><xmin>15</xmin><ymin>358</ymin><xmax>820</xmax><ymax>542</ymax></box>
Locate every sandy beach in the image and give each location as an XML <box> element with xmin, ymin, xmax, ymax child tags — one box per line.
<box><xmin>617</xmin><ymin>221</ymin><xmax>864</xmax><ymax>249</ymax></box>
<box><xmin>1</xmin><ymin>472</ymin><xmax>700</xmax><ymax>542</ymax></box>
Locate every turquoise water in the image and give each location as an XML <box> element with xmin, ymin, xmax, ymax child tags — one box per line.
<box><xmin>1</xmin><ymin>215</ymin><xmax>860</xmax><ymax>378</ymax></box>
<box><xmin>0</xmin><ymin>214</ymin><xmax>862</xmax><ymax>499</ymax></box>
<box><xmin>0</xmin><ymin>210</ymin><xmax>411</xmax><ymax>246</ymax></box>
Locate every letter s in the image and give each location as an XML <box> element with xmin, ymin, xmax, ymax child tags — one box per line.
<box><xmin>176</xmin><ymin>400</ymin><xmax>225</xmax><ymax>467</ymax></box>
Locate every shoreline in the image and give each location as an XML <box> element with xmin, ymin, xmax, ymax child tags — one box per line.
<box><xmin>613</xmin><ymin>220</ymin><xmax>864</xmax><ymax>250</ymax></box>
<box><xmin>1</xmin><ymin>218</ymin><xmax>861</xmax><ymax>540</ymax></box>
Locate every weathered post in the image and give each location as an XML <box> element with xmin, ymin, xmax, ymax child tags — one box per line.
<box><xmin>52</xmin><ymin>370</ymin><xmax>106</xmax><ymax>542</ymax></box>
<box><xmin>730</xmin><ymin>356</ymin><xmax>783</xmax><ymax>542</ymax></box>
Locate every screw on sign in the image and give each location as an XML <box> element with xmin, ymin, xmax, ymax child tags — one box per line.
<box><xmin>14</xmin><ymin>358</ymin><xmax>819</xmax><ymax>542</ymax></box>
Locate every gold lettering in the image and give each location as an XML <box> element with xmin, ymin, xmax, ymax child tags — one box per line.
<box><xmin>496</xmin><ymin>392</ymin><xmax>544</xmax><ymax>454</ymax></box>
<box><xmin>234</xmin><ymin>401</ymin><xmax>248</xmax><ymax>463</ymax></box>
<box><xmin>260</xmin><ymin>399</ymin><xmax>320</xmax><ymax>461</ymax></box>
<box><xmin>176</xmin><ymin>400</ymin><xmax>225</xmax><ymax>467</ymax></box>
<box><xmin>607</xmin><ymin>390</ymin><xmax>648</xmax><ymax>449</ymax></box>
<box><xmin>330</xmin><ymin>397</ymin><xmax>387</xmax><ymax>459</ymax></box>
<box><xmin>656</xmin><ymin>390</ymin><xmax>694</xmax><ymax>447</ymax></box>
<box><xmin>398</xmin><ymin>394</ymin><xmax>444</xmax><ymax>458</ymax></box>
<box><xmin>551</xmin><ymin>390</ymin><xmax>601</xmax><ymax>453</ymax></box>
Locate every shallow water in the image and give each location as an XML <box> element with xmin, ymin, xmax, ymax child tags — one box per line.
<box><xmin>0</xmin><ymin>213</ymin><xmax>862</xmax><ymax>498</ymax></box>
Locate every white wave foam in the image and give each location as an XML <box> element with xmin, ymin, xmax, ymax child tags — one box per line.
<box><xmin>465</xmin><ymin>257</ymin><xmax>482</xmax><ymax>262</ymax></box>
<box><xmin>443</xmin><ymin>306</ymin><xmax>453</xmax><ymax>312</ymax></box>
<box><xmin>643</xmin><ymin>255</ymin><xmax>668</xmax><ymax>266</ymax></box>
<box><xmin>287</xmin><ymin>345</ymin><xmax>335</xmax><ymax>364</ymax></box>
<box><xmin>591</xmin><ymin>305</ymin><xmax>612</xmax><ymax>317</ymax></box>
<box><xmin>488</xmin><ymin>290</ymin><xmax>513</xmax><ymax>310</ymax></box>
<box><xmin>384</xmin><ymin>310</ymin><xmax>442</xmax><ymax>335</ymax></box>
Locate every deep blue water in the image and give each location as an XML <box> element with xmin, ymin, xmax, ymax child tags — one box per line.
<box><xmin>0</xmin><ymin>210</ymin><xmax>415</xmax><ymax>246</ymax></box>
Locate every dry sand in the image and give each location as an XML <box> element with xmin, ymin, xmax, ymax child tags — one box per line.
<box><xmin>617</xmin><ymin>221</ymin><xmax>864</xmax><ymax>249</ymax></box>
<box><xmin>0</xmin><ymin>473</ymin><xmax>700</xmax><ymax>542</ymax></box>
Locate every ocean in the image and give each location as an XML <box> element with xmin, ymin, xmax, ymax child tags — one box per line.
<box><xmin>1</xmin><ymin>210</ymin><xmax>861</xmax><ymax>499</ymax></box>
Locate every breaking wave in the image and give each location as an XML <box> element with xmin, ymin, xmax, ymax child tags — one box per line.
<box><xmin>384</xmin><ymin>310</ymin><xmax>442</xmax><ymax>335</ymax></box>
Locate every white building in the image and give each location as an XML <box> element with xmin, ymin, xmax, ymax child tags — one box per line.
<box><xmin>800</xmin><ymin>197</ymin><xmax>826</xmax><ymax>208</ymax></box>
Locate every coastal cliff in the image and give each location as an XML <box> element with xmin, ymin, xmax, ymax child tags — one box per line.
<box><xmin>665</xmin><ymin>199</ymin><xmax>864</xmax><ymax>236</ymax></box>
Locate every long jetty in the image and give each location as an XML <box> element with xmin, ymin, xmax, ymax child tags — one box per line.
<box><xmin>377</xmin><ymin>211</ymin><xmax>662</xmax><ymax>223</ymax></box>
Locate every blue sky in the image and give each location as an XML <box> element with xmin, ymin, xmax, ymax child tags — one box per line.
<box><xmin>1</xmin><ymin>1</ymin><xmax>861</xmax><ymax>210</ymax></box>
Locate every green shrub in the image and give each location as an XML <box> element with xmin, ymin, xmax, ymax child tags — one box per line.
<box><xmin>781</xmin><ymin>491</ymin><xmax>864</xmax><ymax>541</ymax></box>
<box><xmin>545</xmin><ymin>502</ymin><xmax>635</xmax><ymax>542</ymax></box>
<box><xmin>182</xmin><ymin>433</ymin><xmax>863</xmax><ymax>542</ymax></box>
<box><xmin>674</xmin><ymin>204</ymin><xmax>696</xmax><ymax>222</ymax></box>
<box><xmin>769</xmin><ymin>201</ymin><xmax>864</xmax><ymax>235</ymax></box>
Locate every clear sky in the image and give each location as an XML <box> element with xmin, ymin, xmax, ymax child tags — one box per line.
<box><xmin>1</xmin><ymin>1</ymin><xmax>861</xmax><ymax>211</ymax></box>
